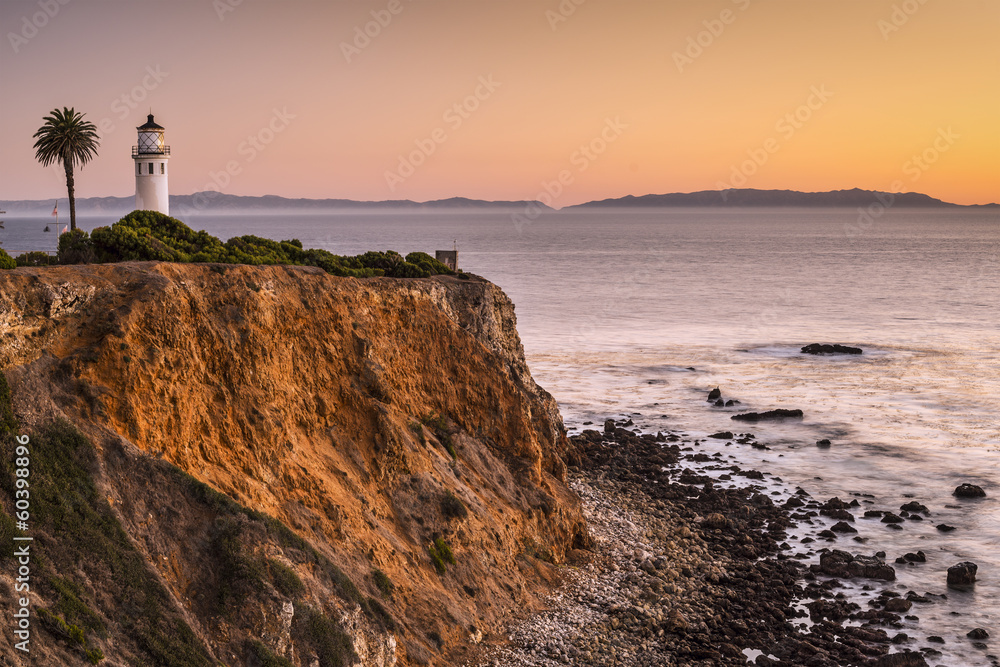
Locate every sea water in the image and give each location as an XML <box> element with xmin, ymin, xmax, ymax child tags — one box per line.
<box><xmin>4</xmin><ymin>206</ymin><xmax>997</xmax><ymax>664</ymax></box>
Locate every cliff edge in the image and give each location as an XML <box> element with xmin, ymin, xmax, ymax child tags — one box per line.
<box><xmin>0</xmin><ymin>262</ymin><xmax>587</xmax><ymax>666</ymax></box>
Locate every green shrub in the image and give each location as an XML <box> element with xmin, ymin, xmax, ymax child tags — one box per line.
<box><xmin>428</xmin><ymin>538</ymin><xmax>455</xmax><ymax>574</ymax></box>
<box><xmin>0</xmin><ymin>373</ymin><xmax>16</xmax><ymax>436</ymax></box>
<box><xmin>405</xmin><ymin>251</ymin><xmax>454</xmax><ymax>276</ymax></box>
<box><xmin>0</xmin><ymin>510</ymin><xmax>16</xmax><ymax>559</ymax></box>
<box><xmin>57</xmin><ymin>229</ymin><xmax>95</xmax><ymax>265</ymax></box>
<box><xmin>440</xmin><ymin>491</ymin><xmax>468</xmax><ymax>520</ymax></box>
<box><xmin>0</xmin><ymin>248</ymin><xmax>16</xmax><ymax>270</ymax></box>
<box><xmin>246</xmin><ymin>639</ymin><xmax>293</xmax><ymax>667</ymax></box>
<box><xmin>14</xmin><ymin>251</ymin><xmax>56</xmax><ymax>267</ymax></box>
<box><xmin>268</xmin><ymin>558</ymin><xmax>305</xmax><ymax>598</ymax></box>
<box><xmin>372</xmin><ymin>568</ymin><xmax>394</xmax><ymax>597</ymax></box>
<box><xmin>210</xmin><ymin>516</ymin><xmax>265</xmax><ymax>609</ymax></box>
<box><xmin>80</xmin><ymin>210</ymin><xmax>452</xmax><ymax>279</ymax></box>
<box><xmin>294</xmin><ymin>603</ymin><xmax>357</xmax><ymax>667</ymax></box>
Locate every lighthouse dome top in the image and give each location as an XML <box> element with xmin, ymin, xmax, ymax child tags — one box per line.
<box><xmin>135</xmin><ymin>114</ymin><xmax>164</xmax><ymax>130</ymax></box>
<box><xmin>137</xmin><ymin>113</ymin><xmax>164</xmax><ymax>131</ymax></box>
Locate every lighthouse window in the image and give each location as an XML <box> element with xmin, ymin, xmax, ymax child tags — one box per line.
<box><xmin>137</xmin><ymin>163</ymin><xmax>141</xmax><ymax>175</ymax></box>
<box><xmin>160</xmin><ymin>163</ymin><xmax>165</xmax><ymax>175</ymax></box>
<box><xmin>148</xmin><ymin>163</ymin><xmax>154</xmax><ymax>175</ymax></box>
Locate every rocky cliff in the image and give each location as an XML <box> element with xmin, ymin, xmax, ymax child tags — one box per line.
<box><xmin>0</xmin><ymin>262</ymin><xmax>587</xmax><ymax>666</ymax></box>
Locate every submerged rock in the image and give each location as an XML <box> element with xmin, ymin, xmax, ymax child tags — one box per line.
<box><xmin>801</xmin><ymin>343</ymin><xmax>863</xmax><ymax>355</ymax></box>
<box><xmin>967</xmin><ymin>628</ymin><xmax>990</xmax><ymax>640</ymax></box>
<box><xmin>731</xmin><ymin>409</ymin><xmax>804</xmax><ymax>422</ymax></box>
<box><xmin>816</xmin><ymin>439</ymin><xmax>832</xmax><ymax>447</ymax></box>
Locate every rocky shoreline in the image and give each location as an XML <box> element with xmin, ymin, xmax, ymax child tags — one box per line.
<box><xmin>470</xmin><ymin>418</ymin><xmax>993</xmax><ymax>667</ymax></box>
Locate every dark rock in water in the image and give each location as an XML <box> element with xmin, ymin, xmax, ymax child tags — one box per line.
<box><xmin>713</xmin><ymin>399</ymin><xmax>725</xmax><ymax>407</ymax></box>
<box><xmin>947</xmin><ymin>561</ymin><xmax>977</xmax><ymax>587</ymax></box>
<box><xmin>901</xmin><ymin>551</ymin><xmax>926</xmax><ymax>563</ymax></box>
<box><xmin>831</xmin><ymin>521</ymin><xmax>857</xmax><ymax>533</ymax></box>
<box><xmin>731</xmin><ymin>409</ymin><xmax>804</xmax><ymax>422</ymax></box>
<box><xmin>816</xmin><ymin>438</ymin><xmax>832</xmax><ymax>447</ymax></box>
<box><xmin>707</xmin><ymin>387</ymin><xmax>721</xmax><ymax>401</ymax></box>
<box><xmin>604</xmin><ymin>418</ymin><xmax>616</xmax><ymax>434</ymax></box>
<box><xmin>900</xmin><ymin>501</ymin><xmax>928</xmax><ymax>513</ymax></box>
<box><xmin>818</xmin><ymin>529</ymin><xmax>837</xmax><ymax>539</ymax></box>
<box><xmin>880</xmin><ymin>513</ymin><xmax>904</xmax><ymax>524</ymax></box>
<box><xmin>812</xmin><ymin>550</ymin><xmax>896</xmax><ymax>581</ymax></box>
<box><xmin>967</xmin><ymin>628</ymin><xmax>989</xmax><ymax>640</ymax></box>
<box><xmin>801</xmin><ymin>343</ymin><xmax>863</xmax><ymax>355</ymax></box>
<box><xmin>927</xmin><ymin>636</ymin><xmax>945</xmax><ymax>644</ymax></box>
<box><xmin>864</xmin><ymin>510</ymin><xmax>885</xmax><ymax>518</ymax></box>
<box><xmin>708</xmin><ymin>431</ymin><xmax>734</xmax><ymax>439</ymax></box>
<box><xmin>884</xmin><ymin>598</ymin><xmax>913</xmax><ymax>613</ymax></box>
<box><xmin>953</xmin><ymin>483</ymin><xmax>986</xmax><ymax>498</ymax></box>
<box><xmin>935</xmin><ymin>524</ymin><xmax>956</xmax><ymax>532</ymax></box>
<box><xmin>725</xmin><ymin>399</ymin><xmax>739</xmax><ymax>406</ymax></box>
<box><xmin>868</xmin><ymin>652</ymin><xmax>929</xmax><ymax>666</ymax></box>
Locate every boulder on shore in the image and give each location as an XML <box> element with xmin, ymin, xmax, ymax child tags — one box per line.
<box><xmin>732</xmin><ymin>409</ymin><xmax>803</xmax><ymax>422</ymax></box>
<box><xmin>953</xmin><ymin>483</ymin><xmax>986</xmax><ymax>498</ymax></box>
<box><xmin>811</xmin><ymin>550</ymin><xmax>896</xmax><ymax>581</ymax></box>
<box><xmin>947</xmin><ymin>561</ymin><xmax>977</xmax><ymax>587</ymax></box>
<box><xmin>801</xmin><ymin>343</ymin><xmax>863</xmax><ymax>355</ymax></box>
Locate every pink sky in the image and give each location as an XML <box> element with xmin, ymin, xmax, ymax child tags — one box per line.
<box><xmin>1</xmin><ymin>0</ymin><xmax>998</xmax><ymax>206</ymax></box>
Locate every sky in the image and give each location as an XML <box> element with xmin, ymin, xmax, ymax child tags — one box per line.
<box><xmin>1</xmin><ymin>0</ymin><xmax>998</xmax><ymax>206</ymax></box>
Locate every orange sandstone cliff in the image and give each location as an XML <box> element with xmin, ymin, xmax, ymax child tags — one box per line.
<box><xmin>0</xmin><ymin>262</ymin><xmax>588</xmax><ymax>666</ymax></box>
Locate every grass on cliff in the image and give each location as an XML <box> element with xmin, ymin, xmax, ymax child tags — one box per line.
<box><xmin>0</xmin><ymin>411</ymin><xmax>215</xmax><ymax>667</ymax></box>
<box><xmin>170</xmin><ymin>465</ymin><xmax>395</xmax><ymax>633</ymax></box>
<box><xmin>25</xmin><ymin>210</ymin><xmax>454</xmax><ymax>279</ymax></box>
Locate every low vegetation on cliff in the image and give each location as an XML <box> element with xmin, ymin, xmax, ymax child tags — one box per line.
<box><xmin>8</xmin><ymin>209</ymin><xmax>455</xmax><ymax>279</ymax></box>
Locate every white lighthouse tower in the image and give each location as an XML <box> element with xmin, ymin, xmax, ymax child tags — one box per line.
<box><xmin>132</xmin><ymin>113</ymin><xmax>170</xmax><ymax>215</ymax></box>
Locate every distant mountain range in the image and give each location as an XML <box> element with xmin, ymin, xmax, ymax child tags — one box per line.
<box><xmin>1</xmin><ymin>188</ymin><xmax>996</xmax><ymax>216</ymax></box>
<box><xmin>0</xmin><ymin>193</ymin><xmax>555</xmax><ymax>216</ymax></box>
<box><xmin>570</xmin><ymin>188</ymin><xmax>998</xmax><ymax>208</ymax></box>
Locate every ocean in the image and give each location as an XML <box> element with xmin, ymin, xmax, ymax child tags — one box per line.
<box><xmin>3</xmin><ymin>206</ymin><xmax>998</xmax><ymax>664</ymax></box>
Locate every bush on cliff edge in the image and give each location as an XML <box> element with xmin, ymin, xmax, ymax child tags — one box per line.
<box><xmin>69</xmin><ymin>209</ymin><xmax>455</xmax><ymax>278</ymax></box>
<box><xmin>0</xmin><ymin>248</ymin><xmax>15</xmax><ymax>270</ymax></box>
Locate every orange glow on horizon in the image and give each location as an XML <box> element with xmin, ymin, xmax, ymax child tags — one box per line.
<box><xmin>0</xmin><ymin>0</ymin><xmax>997</xmax><ymax>206</ymax></box>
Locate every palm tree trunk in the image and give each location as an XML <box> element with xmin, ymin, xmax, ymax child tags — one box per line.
<box><xmin>63</xmin><ymin>158</ymin><xmax>77</xmax><ymax>231</ymax></box>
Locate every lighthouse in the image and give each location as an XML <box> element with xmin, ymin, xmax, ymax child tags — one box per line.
<box><xmin>132</xmin><ymin>113</ymin><xmax>170</xmax><ymax>215</ymax></box>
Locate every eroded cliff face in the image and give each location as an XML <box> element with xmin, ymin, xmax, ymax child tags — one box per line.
<box><xmin>0</xmin><ymin>262</ymin><xmax>587</xmax><ymax>666</ymax></box>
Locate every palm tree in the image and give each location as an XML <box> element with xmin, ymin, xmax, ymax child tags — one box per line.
<box><xmin>33</xmin><ymin>107</ymin><xmax>100</xmax><ymax>231</ymax></box>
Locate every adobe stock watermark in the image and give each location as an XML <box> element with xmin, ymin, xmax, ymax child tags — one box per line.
<box><xmin>546</xmin><ymin>0</ymin><xmax>586</xmax><ymax>31</ymax></box>
<box><xmin>341</xmin><ymin>0</ymin><xmax>415</xmax><ymax>63</ymax></box>
<box><xmin>94</xmin><ymin>66</ymin><xmax>170</xmax><ymax>140</ymax></box>
<box><xmin>213</xmin><ymin>0</ymin><xmax>243</xmax><ymax>21</ymax></box>
<box><xmin>845</xmin><ymin>127</ymin><xmax>959</xmax><ymax>238</ymax></box>
<box><xmin>188</xmin><ymin>107</ymin><xmax>296</xmax><ymax>210</ymax></box>
<box><xmin>384</xmin><ymin>75</ymin><xmax>501</xmax><ymax>192</ymax></box>
<box><xmin>673</xmin><ymin>0</ymin><xmax>752</xmax><ymax>73</ymax></box>
<box><xmin>7</xmin><ymin>0</ymin><xmax>72</xmax><ymax>54</ymax></box>
<box><xmin>877</xmin><ymin>0</ymin><xmax>930</xmax><ymax>40</ymax></box>
<box><xmin>716</xmin><ymin>85</ymin><xmax>834</xmax><ymax>195</ymax></box>
<box><xmin>11</xmin><ymin>434</ymin><xmax>33</xmax><ymax>654</ymax></box>
<box><xmin>511</xmin><ymin>116</ymin><xmax>628</xmax><ymax>234</ymax></box>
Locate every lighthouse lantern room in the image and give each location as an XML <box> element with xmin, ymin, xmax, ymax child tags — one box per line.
<box><xmin>132</xmin><ymin>113</ymin><xmax>170</xmax><ymax>215</ymax></box>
